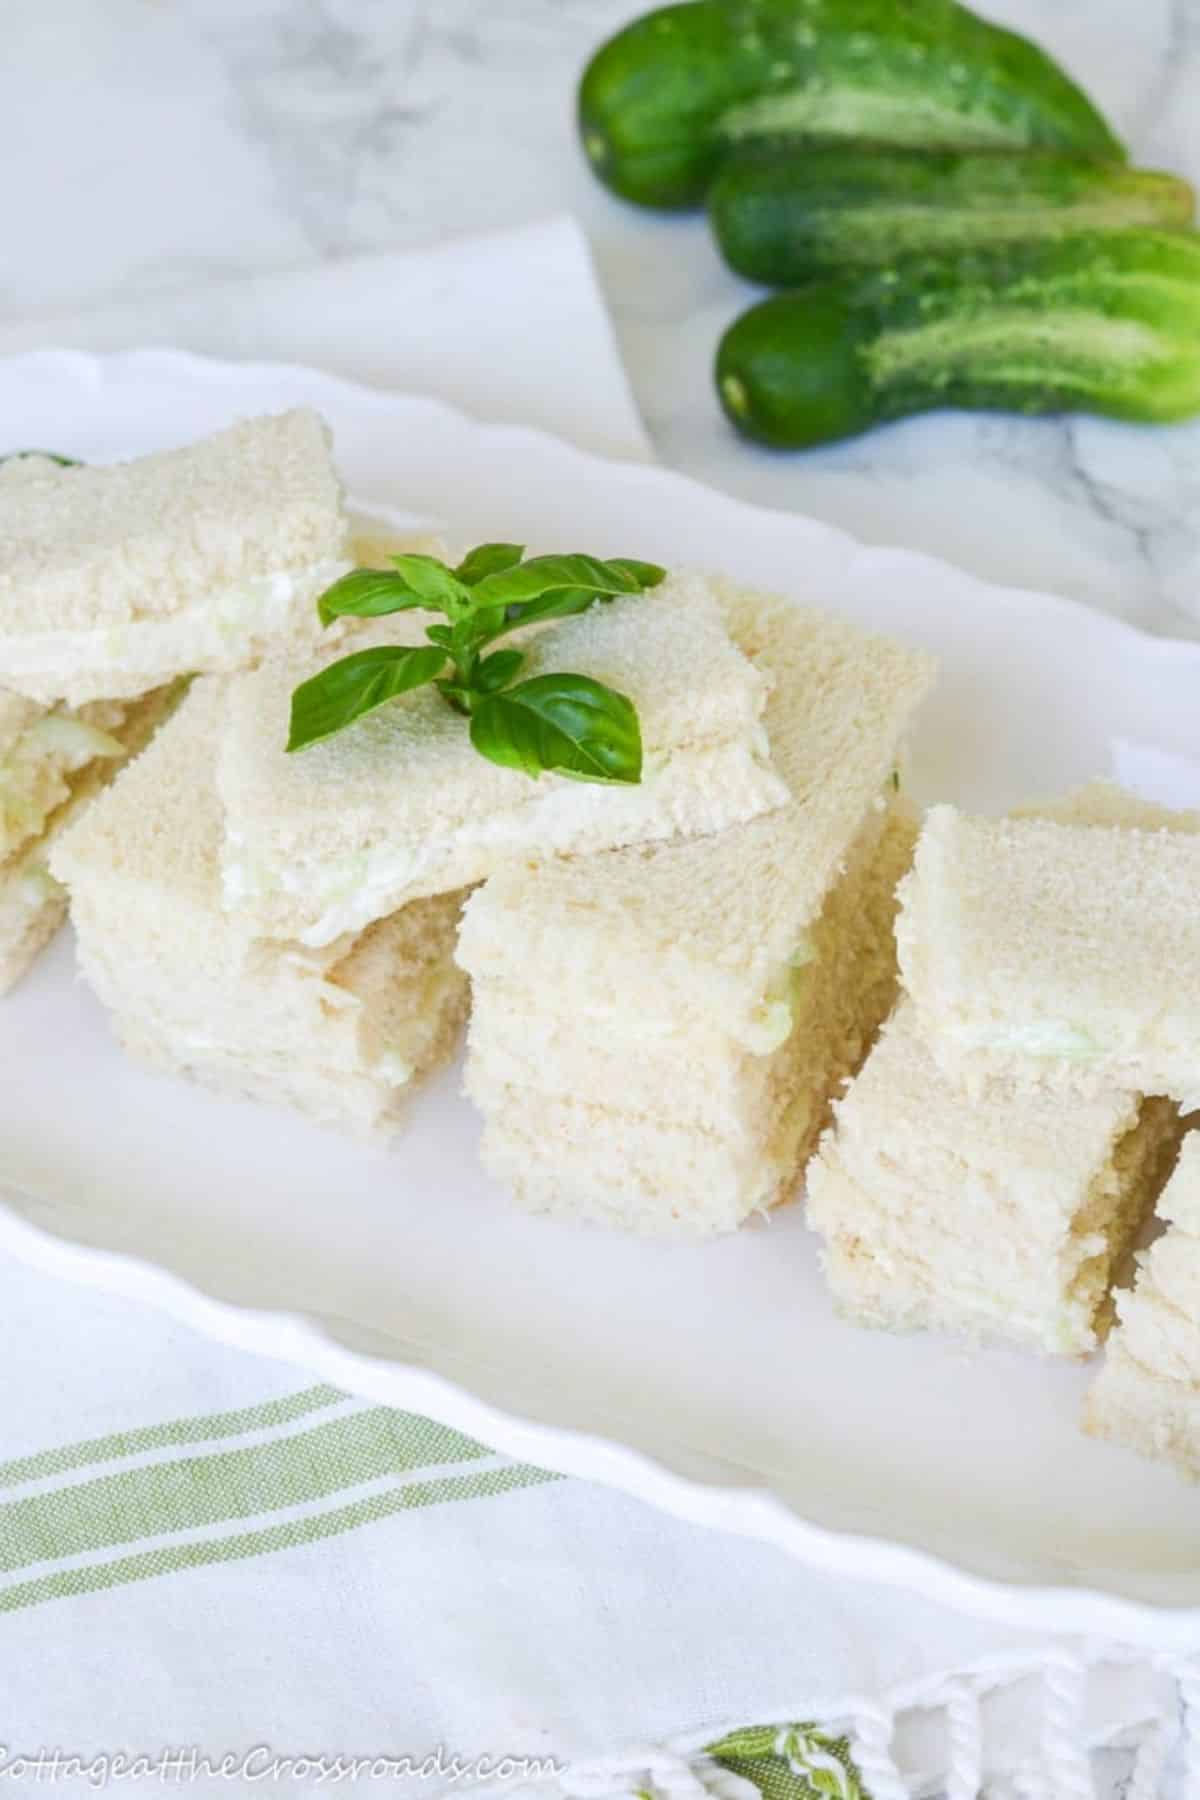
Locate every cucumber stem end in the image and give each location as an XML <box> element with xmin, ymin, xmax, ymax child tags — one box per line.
<box><xmin>583</xmin><ymin>130</ymin><xmax>610</xmax><ymax>171</ymax></box>
<box><xmin>720</xmin><ymin>373</ymin><xmax>751</xmax><ymax>419</ymax></box>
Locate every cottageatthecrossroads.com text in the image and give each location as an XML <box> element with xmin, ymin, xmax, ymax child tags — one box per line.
<box><xmin>0</xmin><ymin>1747</ymin><xmax>564</xmax><ymax>1786</ymax></box>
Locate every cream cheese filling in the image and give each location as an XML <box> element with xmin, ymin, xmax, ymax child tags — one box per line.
<box><xmin>944</xmin><ymin>1018</ymin><xmax>1105</xmax><ymax>1062</ymax></box>
<box><xmin>0</xmin><ymin>559</ymin><xmax>350</xmax><ymax>683</ymax></box>
<box><xmin>224</xmin><ymin>735</ymin><xmax>784</xmax><ymax>948</ymax></box>
<box><xmin>0</xmin><ymin>712</ymin><xmax>125</xmax><ymax>859</ymax></box>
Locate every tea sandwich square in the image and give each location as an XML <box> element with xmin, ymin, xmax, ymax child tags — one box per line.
<box><xmin>1085</xmin><ymin>1135</ymin><xmax>1200</xmax><ymax>1480</ymax></box>
<box><xmin>811</xmin><ymin>785</ymin><xmax>1196</xmax><ymax>1354</ymax></box>
<box><xmin>0</xmin><ymin>411</ymin><xmax>352</xmax><ymax>708</ymax></box>
<box><xmin>50</xmin><ymin>680</ymin><xmax>468</xmax><ymax>1138</ymax></box>
<box><xmin>895</xmin><ymin>800</ymin><xmax>1200</xmax><ymax>1105</ymax></box>
<box><xmin>457</xmin><ymin>584</ymin><xmax>937</xmax><ymax>1238</ymax></box>
<box><xmin>807</xmin><ymin>998</ymin><xmax>1180</xmax><ymax>1357</ymax></box>
<box><xmin>217</xmin><ymin>571</ymin><xmax>790</xmax><ymax>947</ymax></box>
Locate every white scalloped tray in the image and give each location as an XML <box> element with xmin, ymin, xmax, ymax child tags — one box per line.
<box><xmin>3</xmin><ymin>349</ymin><xmax>1200</xmax><ymax>1648</ymax></box>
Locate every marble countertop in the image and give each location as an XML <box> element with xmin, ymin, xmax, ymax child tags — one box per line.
<box><xmin>5</xmin><ymin>0</ymin><xmax>1199</xmax><ymax>636</ymax></box>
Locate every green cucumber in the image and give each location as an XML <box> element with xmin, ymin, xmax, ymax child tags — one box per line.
<box><xmin>715</xmin><ymin>231</ymin><xmax>1200</xmax><ymax>448</ymax></box>
<box><xmin>579</xmin><ymin>0</ymin><xmax>1124</xmax><ymax>210</ymax></box>
<box><xmin>709</xmin><ymin>146</ymin><xmax>1194</xmax><ymax>284</ymax></box>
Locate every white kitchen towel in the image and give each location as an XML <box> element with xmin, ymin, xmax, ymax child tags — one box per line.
<box><xmin>0</xmin><ymin>1257</ymin><xmax>1192</xmax><ymax>1800</ymax></box>
<box><xmin>0</xmin><ymin>215</ymin><xmax>1194</xmax><ymax>1800</ymax></box>
<box><xmin>0</xmin><ymin>1253</ymin><xmax>1194</xmax><ymax>1800</ymax></box>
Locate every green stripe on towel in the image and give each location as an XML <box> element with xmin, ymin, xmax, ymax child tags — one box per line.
<box><xmin>0</xmin><ymin>1463</ymin><xmax>559</xmax><ymax>1614</ymax></box>
<box><xmin>0</xmin><ymin>1405</ymin><xmax>500</xmax><ymax>1573</ymax></box>
<box><xmin>0</xmin><ymin>1384</ymin><xmax>346</xmax><ymax>1489</ymax></box>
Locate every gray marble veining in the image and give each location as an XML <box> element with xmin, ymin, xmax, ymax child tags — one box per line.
<box><xmin>3</xmin><ymin>0</ymin><xmax>1200</xmax><ymax>634</ymax></box>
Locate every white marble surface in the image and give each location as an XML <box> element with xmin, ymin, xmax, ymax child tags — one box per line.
<box><xmin>4</xmin><ymin>0</ymin><xmax>1200</xmax><ymax>635</ymax></box>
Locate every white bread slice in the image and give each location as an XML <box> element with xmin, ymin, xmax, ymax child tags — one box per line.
<box><xmin>811</xmin><ymin>784</ymin><xmax>1192</xmax><ymax>1355</ymax></box>
<box><xmin>218</xmin><ymin>570</ymin><xmax>789</xmax><ymax>945</ymax></box>
<box><xmin>896</xmin><ymin>800</ymin><xmax>1200</xmax><ymax>1105</ymax></box>
<box><xmin>0</xmin><ymin>684</ymin><xmax>177</xmax><ymax>996</ymax></box>
<box><xmin>0</xmin><ymin>412</ymin><xmax>351</xmax><ymax>707</ymax></box>
<box><xmin>1085</xmin><ymin>1135</ymin><xmax>1200</xmax><ymax>1479</ymax></box>
<box><xmin>50</xmin><ymin>679</ymin><xmax>467</xmax><ymax>1136</ymax></box>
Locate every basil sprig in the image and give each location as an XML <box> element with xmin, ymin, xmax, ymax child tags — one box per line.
<box><xmin>287</xmin><ymin>544</ymin><xmax>666</xmax><ymax>785</ymax></box>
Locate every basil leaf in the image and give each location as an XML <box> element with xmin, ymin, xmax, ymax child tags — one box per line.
<box><xmin>461</xmin><ymin>605</ymin><xmax>507</xmax><ymax>650</ymax></box>
<box><xmin>471</xmin><ymin>553</ymin><xmax>655</xmax><ymax>609</ymax></box>
<box><xmin>473</xmin><ymin>648</ymin><xmax>525</xmax><ymax>694</ymax></box>
<box><xmin>470</xmin><ymin>673</ymin><xmax>642</xmax><ymax>785</ymax></box>
<box><xmin>389</xmin><ymin>553</ymin><xmax>471</xmax><ymax>611</ymax></box>
<box><xmin>287</xmin><ymin>645</ymin><xmax>447</xmax><ymax>751</ymax></box>
<box><xmin>424</xmin><ymin>623</ymin><xmax>455</xmax><ymax>649</ymax></box>
<box><xmin>455</xmin><ymin>542</ymin><xmax>525</xmax><ymax>585</ymax></box>
<box><xmin>0</xmin><ymin>449</ymin><xmax>82</xmax><ymax>468</ymax></box>
<box><xmin>317</xmin><ymin>570</ymin><xmax>430</xmax><ymax>626</ymax></box>
<box><xmin>504</xmin><ymin>587</ymin><xmax>605</xmax><ymax>627</ymax></box>
<box><xmin>606</xmin><ymin>558</ymin><xmax>667</xmax><ymax>589</ymax></box>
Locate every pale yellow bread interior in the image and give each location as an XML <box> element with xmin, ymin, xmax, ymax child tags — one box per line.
<box><xmin>1086</xmin><ymin>1134</ymin><xmax>1200</xmax><ymax>1478</ymax></box>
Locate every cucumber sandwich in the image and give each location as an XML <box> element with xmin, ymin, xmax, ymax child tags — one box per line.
<box><xmin>0</xmin><ymin>411</ymin><xmax>352</xmax><ymax>708</ymax></box>
<box><xmin>457</xmin><ymin>582</ymin><xmax>935</xmax><ymax>1238</ymax></box>
<box><xmin>810</xmin><ymin>783</ymin><xmax>1191</xmax><ymax>1357</ymax></box>
<box><xmin>50</xmin><ymin>679</ymin><xmax>469</xmax><ymax>1138</ymax></box>
<box><xmin>217</xmin><ymin>570</ymin><xmax>790</xmax><ymax>947</ymax></box>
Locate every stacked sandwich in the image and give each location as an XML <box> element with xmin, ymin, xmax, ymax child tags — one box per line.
<box><xmin>808</xmin><ymin>782</ymin><xmax>1197</xmax><ymax>1388</ymax></box>
<box><xmin>0</xmin><ymin>414</ymin><xmax>351</xmax><ymax>997</ymax></box>
<box><xmin>457</xmin><ymin>582</ymin><xmax>936</xmax><ymax>1237</ymax></box>
<box><xmin>52</xmin><ymin>679</ymin><xmax>471</xmax><ymax>1135</ymax></box>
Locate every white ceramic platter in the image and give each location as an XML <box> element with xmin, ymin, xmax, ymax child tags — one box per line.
<box><xmin>2</xmin><ymin>349</ymin><xmax>1200</xmax><ymax>1647</ymax></box>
